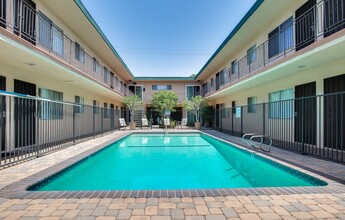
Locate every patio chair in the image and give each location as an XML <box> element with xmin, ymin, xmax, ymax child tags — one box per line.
<box><xmin>119</xmin><ymin>118</ymin><xmax>127</xmax><ymax>130</ymax></box>
<box><xmin>181</xmin><ymin>118</ymin><xmax>188</xmax><ymax>129</ymax></box>
<box><xmin>142</xmin><ymin>118</ymin><xmax>149</xmax><ymax>129</ymax></box>
<box><xmin>163</xmin><ymin>118</ymin><xmax>170</xmax><ymax>129</ymax></box>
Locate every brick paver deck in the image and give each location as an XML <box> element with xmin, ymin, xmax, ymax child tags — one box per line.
<box><xmin>0</xmin><ymin>129</ymin><xmax>344</xmax><ymax>219</ymax></box>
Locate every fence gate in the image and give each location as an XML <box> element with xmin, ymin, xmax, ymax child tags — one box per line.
<box><xmin>294</xmin><ymin>82</ymin><xmax>316</xmax><ymax>146</ymax></box>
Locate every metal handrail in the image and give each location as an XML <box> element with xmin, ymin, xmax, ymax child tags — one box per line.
<box><xmin>250</xmin><ymin>135</ymin><xmax>272</xmax><ymax>152</ymax></box>
<box><xmin>0</xmin><ymin>90</ymin><xmax>80</xmax><ymax>106</ymax></box>
<box><xmin>242</xmin><ymin>133</ymin><xmax>272</xmax><ymax>152</ymax></box>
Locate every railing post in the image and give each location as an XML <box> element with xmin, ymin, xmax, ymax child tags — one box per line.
<box><xmin>73</xmin><ymin>110</ymin><xmax>76</xmax><ymax>145</ymax></box>
<box><xmin>101</xmin><ymin>108</ymin><xmax>104</xmax><ymax>137</ymax></box>
<box><xmin>263</xmin><ymin>103</ymin><xmax>266</xmax><ymax>135</ymax></box>
<box><xmin>240</xmin><ymin>106</ymin><xmax>243</xmax><ymax>137</ymax></box>
<box><xmin>93</xmin><ymin>109</ymin><xmax>95</xmax><ymax>139</ymax></box>
<box><xmin>36</xmin><ymin>99</ymin><xmax>40</xmax><ymax>157</ymax></box>
<box><xmin>301</xmin><ymin>98</ymin><xmax>306</xmax><ymax>155</ymax></box>
<box><xmin>263</xmin><ymin>43</ymin><xmax>266</xmax><ymax>67</ymax></box>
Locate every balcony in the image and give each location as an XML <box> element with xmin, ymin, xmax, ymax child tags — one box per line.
<box><xmin>202</xmin><ymin>0</ymin><xmax>345</xmax><ymax>97</ymax></box>
<box><xmin>0</xmin><ymin>0</ymin><xmax>132</xmax><ymax>97</ymax></box>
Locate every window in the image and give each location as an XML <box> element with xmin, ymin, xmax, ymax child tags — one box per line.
<box><xmin>104</xmin><ymin>103</ymin><xmax>109</xmax><ymax>118</ymax></box>
<box><xmin>232</xmin><ymin>101</ymin><xmax>236</xmax><ymax>114</ymax></box>
<box><xmin>93</xmin><ymin>100</ymin><xmax>99</xmax><ymax>114</ymax></box>
<box><xmin>219</xmin><ymin>69</ymin><xmax>226</xmax><ymax>86</ymax></box>
<box><xmin>247</xmin><ymin>96</ymin><xmax>257</xmax><ymax>113</ymax></box>
<box><xmin>75</xmin><ymin>42</ymin><xmax>84</xmax><ymax>63</ymax></box>
<box><xmin>220</xmin><ymin>104</ymin><xmax>227</xmax><ymax>118</ymax></box>
<box><xmin>210</xmin><ymin>78</ymin><xmax>214</xmax><ymax>88</ymax></box>
<box><xmin>74</xmin><ymin>96</ymin><xmax>84</xmax><ymax>113</ymax></box>
<box><xmin>247</xmin><ymin>45</ymin><xmax>256</xmax><ymax>65</ymax></box>
<box><xmin>38</xmin><ymin>12</ymin><xmax>63</xmax><ymax>57</ymax></box>
<box><xmin>104</xmin><ymin>67</ymin><xmax>109</xmax><ymax>84</ymax></box>
<box><xmin>231</xmin><ymin>60</ymin><xmax>238</xmax><ymax>74</ymax></box>
<box><xmin>39</xmin><ymin>88</ymin><xmax>63</xmax><ymax>119</ymax></box>
<box><xmin>152</xmin><ymin>85</ymin><xmax>172</xmax><ymax>90</ymax></box>
<box><xmin>186</xmin><ymin>85</ymin><xmax>200</xmax><ymax>100</ymax></box>
<box><xmin>268</xmin><ymin>17</ymin><xmax>293</xmax><ymax>58</ymax></box>
<box><xmin>269</xmin><ymin>88</ymin><xmax>294</xmax><ymax>119</ymax></box>
<box><xmin>129</xmin><ymin>85</ymin><xmax>143</xmax><ymax>100</ymax></box>
<box><xmin>93</xmin><ymin>57</ymin><xmax>100</xmax><ymax>73</ymax></box>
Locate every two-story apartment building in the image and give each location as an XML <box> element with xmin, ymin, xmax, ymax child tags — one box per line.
<box><xmin>0</xmin><ymin>0</ymin><xmax>344</xmax><ymax>163</ymax></box>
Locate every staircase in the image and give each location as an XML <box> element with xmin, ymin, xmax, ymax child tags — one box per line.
<box><xmin>133</xmin><ymin>110</ymin><xmax>144</xmax><ymax>128</ymax></box>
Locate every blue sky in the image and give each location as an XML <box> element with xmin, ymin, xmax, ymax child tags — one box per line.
<box><xmin>82</xmin><ymin>0</ymin><xmax>257</xmax><ymax>77</ymax></box>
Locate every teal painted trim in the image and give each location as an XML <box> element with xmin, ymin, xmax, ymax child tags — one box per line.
<box><xmin>194</xmin><ymin>0</ymin><xmax>265</xmax><ymax>80</ymax></box>
<box><xmin>74</xmin><ymin>0</ymin><xmax>135</xmax><ymax>79</ymax></box>
<box><xmin>134</xmin><ymin>77</ymin><xmax>195</xmax><ymax>81</ymax></box>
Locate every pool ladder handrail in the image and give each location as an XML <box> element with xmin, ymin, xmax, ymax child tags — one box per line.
<box><xmin>242</xmin><ymin>133</ymin><xmax>272</xmax><ymax>152</ymax></box>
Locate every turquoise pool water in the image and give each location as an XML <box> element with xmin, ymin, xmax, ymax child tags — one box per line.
<box><xmin>31</xmin><ymin>133</ymin><xmax>326</xmax><ymax>191</ymax></box>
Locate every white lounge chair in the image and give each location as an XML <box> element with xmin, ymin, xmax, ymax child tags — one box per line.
<box><xmin>163</xmin><ymin>118</ymin><xmax>170</xmax><ymax>129</ymax></box>
<box><xmin>181</xmin><ymin>118</ymin><xmax>188</xmax><ymax>129</ymax></box>
<box><xmin>177</xmin><ymin>118</ymin><xmax>188</xmax><ymax>129</ymax></box>
<box><xmin>142</xmin><ymin>118</ymin><xmax>149</xmax><ymax>129</ymax></box>
<box><xmin>119</xmin><ymin>118</ymin><xmax>127</xmax><ymax>130</ymax></box>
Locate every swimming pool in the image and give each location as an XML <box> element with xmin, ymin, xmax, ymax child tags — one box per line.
<box><xmin>29</xmin><ymin>133</ymin><xmax>326</xmax><ymax>191</ymax></box>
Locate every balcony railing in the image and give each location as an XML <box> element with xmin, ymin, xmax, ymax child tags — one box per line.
<box><xmin>0</xmin><ymin>0</ymin><xmax>133</xmax><ymax>97</ymax></box>
<box><xmin>202</xmin><ymin>0</ymin><xmax>345</xmax><ymax>97</ymax></box>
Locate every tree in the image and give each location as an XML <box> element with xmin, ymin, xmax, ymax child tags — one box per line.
<box><xmin>182</xmin><ymin>95</ymin><xmax>207</xmax><ymax>122</ymax></box>
<box><xmin>123</xmin><ymin>95</ymin><xmax>143</xmax><ymax>123</ymax></box>
<box><xmin>151</xmin><ymin>91</ymin><xmax>178</xmax><ymax>117</ymax></box>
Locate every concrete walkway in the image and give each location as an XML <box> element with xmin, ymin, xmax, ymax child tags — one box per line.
<box><xmin>0</xmin><ymin>130</ymin><xmax>344</xmax><ymax>219</ymax></box>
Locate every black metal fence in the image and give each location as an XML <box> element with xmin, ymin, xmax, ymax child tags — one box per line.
<box><xmin>212</xmin><ymin>92</ymin><xmax>345</xmax><ymax>163</ymax></box>
<box><xmin>0</xmin><ymin>92</ymin><xmax>122</xmax><ymax>167</ymax></box>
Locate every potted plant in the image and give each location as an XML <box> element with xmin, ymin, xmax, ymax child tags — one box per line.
<box><xmin>123</xmin><ymin>95</ymin><xmax>143</xmax><ymax>130</ymax></box>
<box><xmin>182</xmin><ymin>95</ymin><xmax>207</xmax><ymax>130</ymax></box>
<box><xmin>201</xmin><ymin>105</ymin><xmax>213</xmax><ymax>127</ymax></box>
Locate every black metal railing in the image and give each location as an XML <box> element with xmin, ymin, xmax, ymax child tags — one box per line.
<box><xmin>0</xmin><ymin>0</ymin><xmax>133</xmax><ymax>97</ymax></box>
<box><xmin>212</xmin><ymin>92</ymin><xmax>345</xmax><ymax>163</ymax></box>
<box><xmin>202</xmin><ymin>0</ymin><xmax>345</xmax><ymax>97</ymax></box>
<box><xmin>0</xmin><ymin>91</ymin><xmax>123</xmax><ymax>167</ymax></box>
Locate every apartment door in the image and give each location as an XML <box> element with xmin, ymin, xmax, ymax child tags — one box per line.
<box><xmin>294</xmin><ymin>82</ymin><xmax>316</xmax><ymax>145</ymax></box>
<box><xmin>295</xmin><ymin>0</ymin><xmax>316</xmax><ymax>51</ymax></box>
<box><xmin>0</xmin><ymin>0</ymin><xmax>6</xmax><ymax>28</ymax></box>
<box><xmin>0</xmin><ymin>76</ymin><xmax>5</xmax><ymax>151</ymax></box>
<box><xmin>324</xmin><ymin>74</ymin><xmax>345</xmax><ymax>151</ymax></box>
<box><xmin>14</xmin><ymin>0</ymin><xmax>36</xmax><ymax>45</ymax></box>
<box><xmin>14</xmin><ymin>79</ymin><xmax>36</xmax><ymax>148</ymax></box>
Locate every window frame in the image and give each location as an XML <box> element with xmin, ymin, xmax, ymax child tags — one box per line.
<box><xmin>75</xmin><ymin>42</ymin><xmax>85</xmax><ymax>63</ymax></box>
<box><xmin>269</xmin><ymin>88</ymin><xmax>294</xmax><ymax>119</ymax></box>
<box><xmin>39</xmin><ymin>88</ymin><xmax>64</xmax><ymax>120</ymax></box>
<box><xmin>247</xmin><ymin>96</ymin><xmax>257</xmax><ymax>113</ymax></box>
<box><xmin>247</xmin><ymin>44</ymin><xmax>257</xmax><ymax>65</ymax></box>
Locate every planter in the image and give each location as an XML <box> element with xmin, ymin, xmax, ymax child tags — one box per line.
<box><xmin>194</xmin><ymin>122</ymin><xmax>201</xmax><ymax>130</ymax></box>
<box><xmin>129</xmin><ymin>122</ymin><xmax>136</xmax><ymax>130</ymax></box>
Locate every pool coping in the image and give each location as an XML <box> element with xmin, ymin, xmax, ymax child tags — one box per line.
<box><xmin>0</xmin><ymin>130</ymin><xmax>344</xmax><ymax>199</ymax></box>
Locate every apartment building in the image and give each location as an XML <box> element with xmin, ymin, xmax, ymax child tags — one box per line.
<box><xmin>196</xmin><ymin>0</ymin><xmax>345</xmax><ymax>162</ymax></box>
<box><xmin>0</xmin><ymin>0</ymin><xmax>344</xmax><ymax>163</ymax></box>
